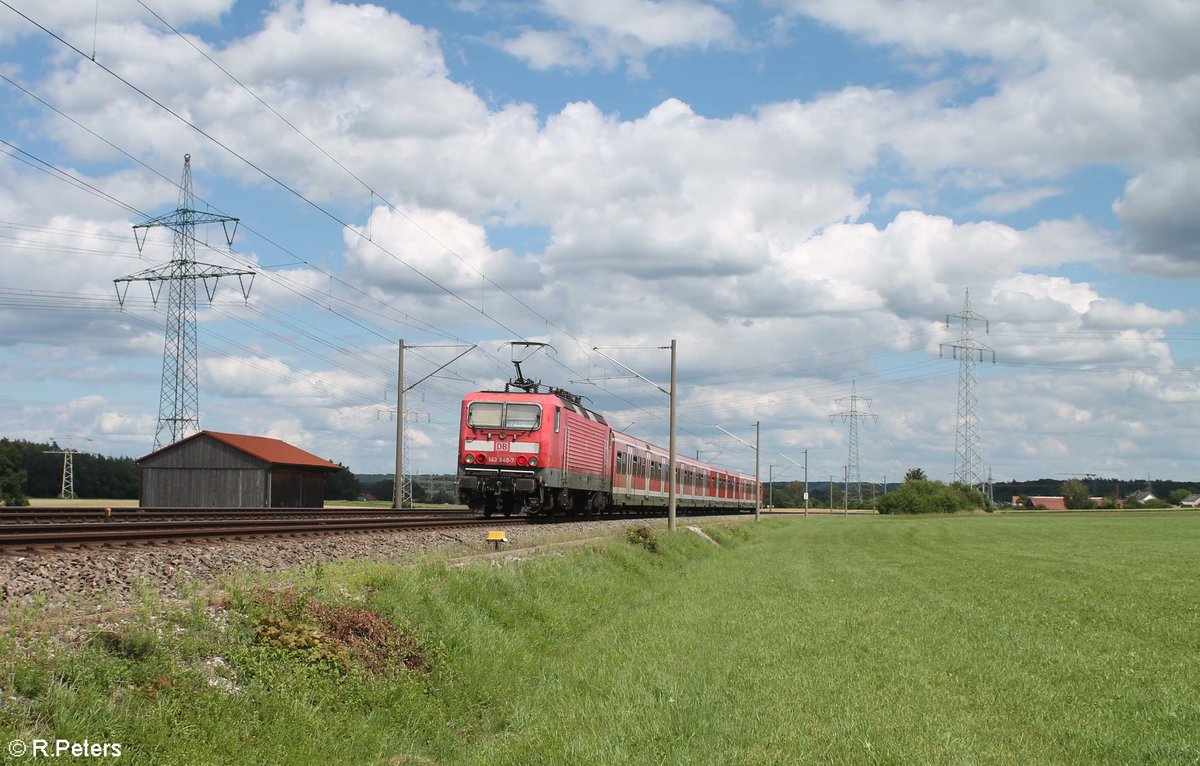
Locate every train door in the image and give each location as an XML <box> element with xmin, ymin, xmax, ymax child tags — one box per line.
<box><xmin>605</xmin><ymin>433</ymin><xmax>613</xmax><ymax>491</ymax></box>
<box><xmin>642</xmin><ymin>448</ymin><xmax>651</xmax><ymax>493</ymax></box>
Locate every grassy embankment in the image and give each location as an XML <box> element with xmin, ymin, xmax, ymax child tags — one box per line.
<box><xmin>2</xmin><ymin>514</ymin><xmax>1197</xmax><ymax>764</ymax></box>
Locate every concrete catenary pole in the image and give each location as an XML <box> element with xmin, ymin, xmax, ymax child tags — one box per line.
<box><xmin>668</xmin><ymin>339</ymin><xmax>677</xmax><ymax>533</ymax></box>
<box><xmin>393</xmin><ymin>339</ymin><xmax>405</xmax><ymax>510</ymax></box>
<box><xmin>754</xmin><ymin>420</ymin><xmax>761</xmax><ymax>521</ymax></box>
<box><xmin>804</xmin><ymin>449</ymin><xmax>809</xmax><ymax>517</ymax></box>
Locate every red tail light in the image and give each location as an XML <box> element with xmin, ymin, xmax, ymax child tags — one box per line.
<box><xmin>516</xmin><ymin>456</ymin><xmax>528</xmax><ymax>466</ymax></box>
<box><xmin>476</xmin><ymin>453</ymin><xmax>488</xmax><ymax>463</ymax></box>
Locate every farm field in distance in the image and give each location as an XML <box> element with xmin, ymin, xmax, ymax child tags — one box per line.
<box><xmin>18</xmin><ymin>498</ymin><xmax>140</xmax><ymax>508</ymax></box>
<box><xmin>1</xmin><ymin>514</ymin><xmax>1197</xmax><ymax>764</ymax></box>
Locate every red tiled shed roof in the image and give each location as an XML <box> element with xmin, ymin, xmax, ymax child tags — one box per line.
<box><xmin>205</xmin><ymin>431</ymin><xmax>341</xmax><ymax>470</ymax></box>
<box><xmin>141</xmin><ymin>431</ymin><xmax>342</xmax><ymax>471</ymax></box>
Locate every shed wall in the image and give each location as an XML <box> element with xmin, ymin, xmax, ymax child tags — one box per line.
<box><xmin>268</xmin><ymin>469</ymin><xmax>327</xmax><ymax>508</ymax></box>
<box><xmin>140</xmin><ymin>467</ymin><xmax>268</xmax><ymax>508</ymax></box>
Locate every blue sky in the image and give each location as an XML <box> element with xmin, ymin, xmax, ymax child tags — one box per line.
<box><xmin>2</xmin><ymin>0</ymin><xmax>1199</xmax><ymax>487</ymax></box>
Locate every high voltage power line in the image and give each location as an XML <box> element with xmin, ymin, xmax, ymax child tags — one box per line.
<box><xmin>0</xmin><ymin>0</ymin><xmax>571</xmax><ymax>357</ymax></box>
<box><xmin>0</xmin><ymin>0</ymin><xmax>727</xmax><ymax>433</ymax></box>
<box><xmin>6</xmin><ymin>1</ymin><xmax>1196</xmax><ymax>478</ymax></box>
<box><xmin>1</xmin><ymin>4</ymin><xmax>637</xmax><ymax>419</ymax></box>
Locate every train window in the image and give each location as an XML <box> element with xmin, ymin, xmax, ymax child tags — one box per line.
<box><xmin>467</xmin><ymin>402</ymin><xmax>542</xmax><ymax>430</ymax></box>
<box><xmin>505</xmin><ymin>403</ymin><xmax>542</xmax><ymax>430</ymax></box>
<box><xmin>554</xmin><ymin>407</ymin><xmax>561</xmax><ymax>433</ymax></box>
<box><xmin>467</xmin><ymin>402</ymin><xmax>503</xmax><ymax>428</ymax></box>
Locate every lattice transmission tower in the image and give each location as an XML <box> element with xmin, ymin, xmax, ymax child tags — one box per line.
<box><xmin>115</xmin><ymin>155</ymin><xmax>254</xmax><ymax>450</ymax></box>
<box><xmin>940</xmin><ymin>288</ymin><xmax>995</xmax><ymax>488</ymax></box>
<box><xmin>829</xmin><ymin>380</ymin><xmax>877</xmax><ymax>504</ymax></box>
<box><xmin>44</xmin><ymin>435</ymin><xmax>91</xmax><ymax>499</ymax></box>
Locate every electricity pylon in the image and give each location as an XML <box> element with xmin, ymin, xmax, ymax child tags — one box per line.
<box><xmin>44</xmin><ymin>435</ymin><xmax>90</xmax><ymax>499</ymax></box>
<box><xmin>829</xmin><ymin>380</ymin><xmax>876</xmax><ymax>505</ymax></box>
<box><xmin>940</xmin><ymin>288</ymin><xmax>995</xmax><ymax>488</ymax></box>
<box><xmin>115</xmin><ymin>155</ymin><xmax>254</xmax><ymax>450</ymax></box>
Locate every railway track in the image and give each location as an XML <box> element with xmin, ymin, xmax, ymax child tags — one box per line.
<box><xmin>0</xmin><ymin>504</ymin><xmax>744</xmax><ymax>552</ymax></box>
<box><xmin>0</xmin><ymin>512</ymin><xmax>522</xmax><ymax>552</ymax></box>
<box><xmin>0</xmin><ymin>507</ymin><xmax>478</xmax><ymax>524</ymax></box>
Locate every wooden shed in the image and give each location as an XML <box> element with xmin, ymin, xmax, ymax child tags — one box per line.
<box><xmin>137</xmin><ymin>431</ymin><xmax>342</xmax><ymax>508</ymax></box>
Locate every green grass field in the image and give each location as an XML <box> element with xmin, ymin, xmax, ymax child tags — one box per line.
<box><xmin>2</xmin><ymin>514</ymin><xmax>1197</xmax><ymax>764</ymax></box>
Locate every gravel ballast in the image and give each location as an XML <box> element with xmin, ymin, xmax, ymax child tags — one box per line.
<box><xmin>0</xmin><ymin>516</ymin><xmax>747</xmax><ymax>616</ymax></box>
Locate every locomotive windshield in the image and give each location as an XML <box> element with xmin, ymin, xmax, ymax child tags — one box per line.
<box><xmin>467</xmin><ymin>401</ymin><xmax>542</xmax><ymax>430</ymax></box>
<box><xmin>504</xmin><ymin>403</ymin><xmax>541</xmax><ymax>429</ymax></box>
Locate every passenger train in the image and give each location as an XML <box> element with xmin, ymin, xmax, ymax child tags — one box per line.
<box><xmin>456</xmin><ymin>365</ymin><xmax>760</xmax><ymax>517</ymax></box>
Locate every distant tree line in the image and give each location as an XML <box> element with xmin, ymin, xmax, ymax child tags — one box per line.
<box><xmin>9</xmin><ymin>439</ymin><xmax>1186</xmax><ymax>511</ymax></box>
<box><xmin>326</xmin><ymin>471</ymin><xmax>457</xmax><ymax>504</ymax></box>
<box><xmin>764</xmin><ymin>480</ymin><xmax>852</xmax><ymax>510</ymax></box>
<box><xmin>0</xmin><ymin>437</ymin><xmax>468</xmax><ymax>506</ymax></box>
<box><xmin>0</xmin><ymin>439</ymin><xmax>28</xmax><ymax>505</ymax></box>
<box><xmin>1014</xmin><ymin>477</ymin><xmax>1185</xmax><ymax>510</ymax></box>
<box><xmin>0</xmin><ymin>438</ymin><xmax>139</xmax><ymax>505</ymax></box>
<box><xmin>764</xmin><ymin>467</ymin><xmax>921</xmax><ymax>511</ymax></box>
<box><xmin>996</xmin><ymin>477</ymin><xmax>1194</xmax><ymax>505</ymax></box>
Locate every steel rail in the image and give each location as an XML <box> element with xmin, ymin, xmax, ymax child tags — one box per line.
<box><xmin>0</xmin><ymin>516</ymin><xmax>524</xmax><ymax>550</ymax></box>
<box><xmin>0</xmin><ymin>508</ymin><xmax>477</xmax><ymax>523</ymax></box>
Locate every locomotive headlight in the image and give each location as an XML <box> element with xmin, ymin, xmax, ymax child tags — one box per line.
<box><xmin>464</xmin><ymin>454</ymin><xmax>474</xmax><ymax>464</ymax></box>
<box><xmin>528</xmin><ymin>457</ymin><xmax>539</xmax><ymax>467</ymax></box>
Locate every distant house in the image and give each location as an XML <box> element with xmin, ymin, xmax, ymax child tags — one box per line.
<box><xmin>1127</xmin><ymin>490</ymin><xmax>1157</xmax><ymax>505</ymax></box>
<box><xmin>1179</xmin><ymin>494</ymin><xmax>1200</xmax><ymax>508</ymax></box>
<box><xmin>138</xmin><ymin>430</ymin><xmax>341</xmax><ymax>508</ymax></box>
<box><xmin>1015</xmin><ymin>495</ymin><xmax>1103</xmax><ymax>511</ymax></box>
<box><xmin>1021</xmin><ymin>496</ymin><xmax>1068</xmax><ymax>511</ymax></box>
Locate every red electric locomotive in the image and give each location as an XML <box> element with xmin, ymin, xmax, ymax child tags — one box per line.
<box><xmin>456</xmin><ymin>358</ymin><xmax>759</xmax><ymax>517</ymax></box>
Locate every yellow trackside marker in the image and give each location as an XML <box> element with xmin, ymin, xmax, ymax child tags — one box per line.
<box><xmin>487</xmin><ymin>530</ymin><xmax>508</xmax><ymax>550</ymax></box>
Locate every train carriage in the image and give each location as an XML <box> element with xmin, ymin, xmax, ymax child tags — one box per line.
<box><xmin>456</xmin><ymin>383</ymin><xmax>759</xmax><ymax>517</ymax></box>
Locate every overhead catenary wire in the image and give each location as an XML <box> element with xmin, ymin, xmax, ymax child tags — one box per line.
<box><xmin>3</xmin><ymin>40</ymin><xmax>576</xmax><ymax>413</ymax></box>
<box><xmin>61</xmin><ymin>0</ymin><xmax>668</xmax><ymax>412</ymax></box>
<box><xmin>0</xmin><ymin>130</ymin><xmax>498</xmax><ymax>389</ymax></box>
<box><xmin>6</xmin><ymin>1</ymin><xmax>1198</xmax><ymax>478</ymax></box>
<box><xmin>0</xmin><ymin>1</ymin><xmax>534</xmax><ymax>339</ymax></box>
<box><xmin>131</xmin><ymin>0</ymin><xmax>612</xmax><ymax>374</ymax></box>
